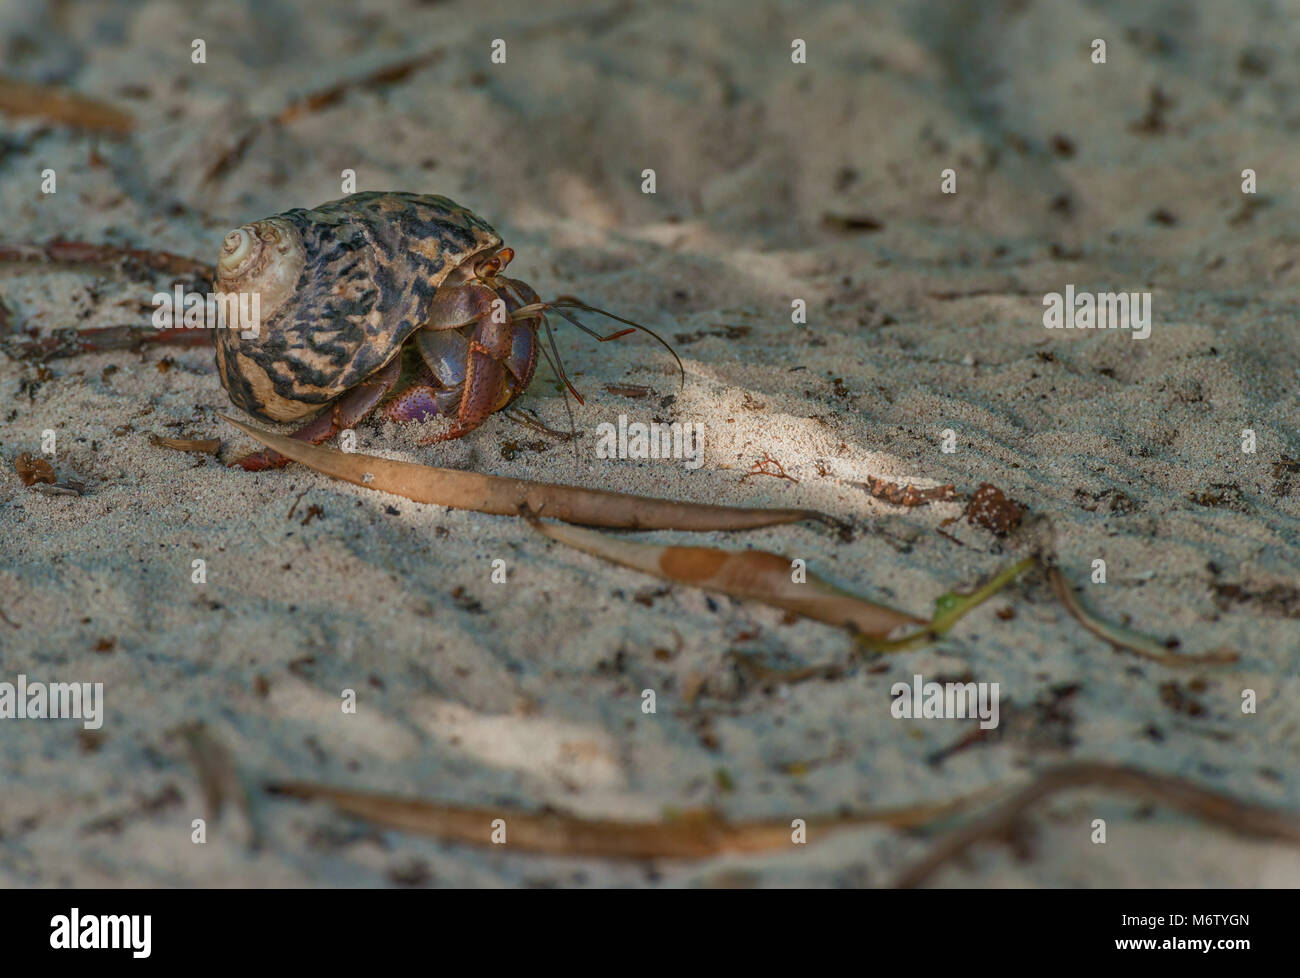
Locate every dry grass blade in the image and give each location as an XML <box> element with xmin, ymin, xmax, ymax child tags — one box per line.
<box><xmin>222</xmin><ymin>415</ymin><xmax>834</xmax><ymax>531</ymax></box>
<box><xmin>267</xmin><ymin>780</ymin><xmax>991</xmax><ymax>860</ymax></box>
<box><xmin>0</xmin><ymin>76</ymin><xmax>135</xmax><ymax>134</ymax></box>
<box><xmin>1046</xmin><ymin>564</ymin><xmax>1238</xmax><ymax>667</ymax></box>
<box><xmin>176</xmin><ymin>722</ymin><xmax>259</xmax><ymax>848</ymax></box>
<box><xmin>525</xmin><ymin>515</ymin><xmax>924</xmax><ymax>638</ymax></box>
<box><xmin>149</xmin><ymin>434</ymin><xmax>221</xmax><ymax>454</ymax></box>
<box><xmin>894</xmin><ymin>762</ymin><xmax>1300</xmax><ymax>887</ymax></box>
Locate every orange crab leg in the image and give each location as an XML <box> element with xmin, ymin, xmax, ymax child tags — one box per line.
<box><xmin>411</xmin><ymin>282</ymin><xmax>538</xmax><ymax>443</ymax></box>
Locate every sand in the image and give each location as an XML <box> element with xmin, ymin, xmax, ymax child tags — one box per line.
<box><xmin>1</xmin><ymin>0</ymin><xmax>1298</xmax><ymax>887</ymax></box>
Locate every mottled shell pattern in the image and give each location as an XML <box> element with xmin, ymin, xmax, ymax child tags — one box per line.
<box><xmin>214</xmin><ymin>192</ymin><xmax>500</xmax><ymax>421</ymax></box>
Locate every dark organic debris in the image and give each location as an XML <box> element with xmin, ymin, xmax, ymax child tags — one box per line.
<box><xmin>673</xmin><ymin>324</ymin><xmax>751</xmax><ymax>345</ymax></box>
<box><xmin>963</xmin><ymin>483</ymin><xmax>1025</xmax><ymax>535</ymax></box>
<box><xmin>1073</xmin><ymin>487</ymin><xmax>1138</xmax><ymax>514</ymax></box>
<box><xmin>821</xmin><ymin>212</ymin><xmax>885</xmax><ymax>233</ymax></box>
<box><xmin>1213</xmin><ymin>581</ymin><xmax>1300</xmax><ymax>619</ymax></box>
<box><xmin>499</xmin><ymin>438</ymin><xmax>548</xmax><ymax>460</ymax></box>
<box><xmin>1189</xmin><ymin>483</ymin><xmax>1249</xmax><ymax>512</ymax></box>
<box><xmin>14</xmin><ymin>452</ymin><xmax>55</xmax><ymax>485</ymax></box>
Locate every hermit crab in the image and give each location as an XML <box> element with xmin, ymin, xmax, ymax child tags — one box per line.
<box><xmin>213</xmin><ymin>191</ymin><xmax>678</xmax><ymax>470</ymax></box>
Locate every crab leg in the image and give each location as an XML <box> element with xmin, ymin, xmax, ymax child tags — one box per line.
<box><xmin>231</xmin><ymin>354</ymin><xmax>402</xmax><ymax>471</ymax></box>
<box><xmin>381</xmin><ymin>346</ymin><xmax>464</xmax><ymax>422</ymax></box>
<box><xmin>412</xmin><ymin>282</ymin><xmax>537</xmax><ymax>442</ymax></box>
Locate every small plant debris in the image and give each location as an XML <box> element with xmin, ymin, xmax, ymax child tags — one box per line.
<box><xmin>499</xmin><ymin>438</ymin><xmax>548</xmax><ymax>460</ymax></box>
<box><xmin>149</xmin><ymin>433</ymin><xmax>221</xmax><ymax>454</ymax></box>
<box><xmin>450</xmin><ymin>586</ymin><xmax>485</xmax><ymax>614</ymax></box>
<box><xmin>1189</xmin><ymin>483</ymin><xmax>1249</xmax><ymax>511</ymax></box>
<box><xmin>741</xmin><ymin>452</ymin><xmax>799</xmax><ymax>484</ymax></box>
<box><xmin>1213</xmin><ymin>581</ymin><xmax>1300</xmax><ymax>619</ymax></box>
<box><xmin>0</xmin><ymin>76</ymin><xmax>136</xmax><ymax>134</ymax></box>
<box><xmin>861</xmin><ymin>476</ymin><xmax>961</xmax><ymax>507</ymax></box>
<box><xmin>821</xmin><ymin>212</ymin><xmax>885</xmax><ymax>233</ymax></box>
<box><xmin>602</xmin><ymin>383</ymin><xmax>654</xmax><ymax>399</ymax></box>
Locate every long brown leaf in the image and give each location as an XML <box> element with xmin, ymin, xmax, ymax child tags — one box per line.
<box><xmin>267</xmin><ymin>780</ymin><xmax>987</xmax><ymax>860</ymax></box>
<box><xmin>221</xmin><ymin>415</ymin><xmax>834</xmax><ymax>531</ymax></box>
<box><xmin>272</xmin><ymin>762</ymin><xmax>1300</xmax><ymax>871</ymax></box>
<box><xmin>526</xmin><ymin>516</ymin><xmax>925</xmax><ymax>637</ymax></box>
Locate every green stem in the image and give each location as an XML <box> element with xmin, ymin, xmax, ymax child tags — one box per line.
<box><xmin>859</xmin><ymin>555</ymin><xmax>1037</xmax><ymax>654</ymax></box>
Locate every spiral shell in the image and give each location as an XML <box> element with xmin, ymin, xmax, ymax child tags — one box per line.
<box><xmin>214</xmin><ymin>192</ymin><xmax>500</xmax><ymax>422</ymax></box>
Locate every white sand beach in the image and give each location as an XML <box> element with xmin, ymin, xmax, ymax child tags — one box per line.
<box><xmin>1</xmin><ymin>0</ymin><xmax>1298</xmax><ymax>887</ymax></box>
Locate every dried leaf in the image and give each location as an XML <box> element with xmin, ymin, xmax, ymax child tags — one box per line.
<box><xmin>525</xmin><ymin>516</ymin><xmax>924</xmax><ymax>638</ymax></box>
<box><xmin>221</xmin><ymin>415</ymin><xmax>835</xmax><ymax>532</ymax></box>
<box><xmin>14</xmin><ymin>452</ymin><xmax>55</xmax><ymax>485</ymax></box>
<box><xmin>149</xmin><ymin>433</ymin><xmax>221</xmax><ymax>454</ymax></box>
<box><xmin>0</xmin><ymin>76</ymin><xmax>135</xmax><ymax>134</ymax></box>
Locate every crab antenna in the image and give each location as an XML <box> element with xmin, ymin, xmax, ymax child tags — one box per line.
<box><xmin>508</xmin><ymin>298</ymin><xmax>685</xmax><ymax>391</ymax></box>
<box><xmin>538</xmin><ymin>314</ymin><xmax>586</xmax><ymax>407</ymax></box>
<box><xmin>498</xmin><ymin>280</ymin><xmax>585</xmax><ymax>407</ymax></box>
<box><xmin>549</xmin><ymin>297</ymin><xmax>685</xmax><ymax>390</ymax></box>
<box><xmin>533</xmin><ymin>321</ymin><xmax>582</xmax><ymax>462</ymax></box>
